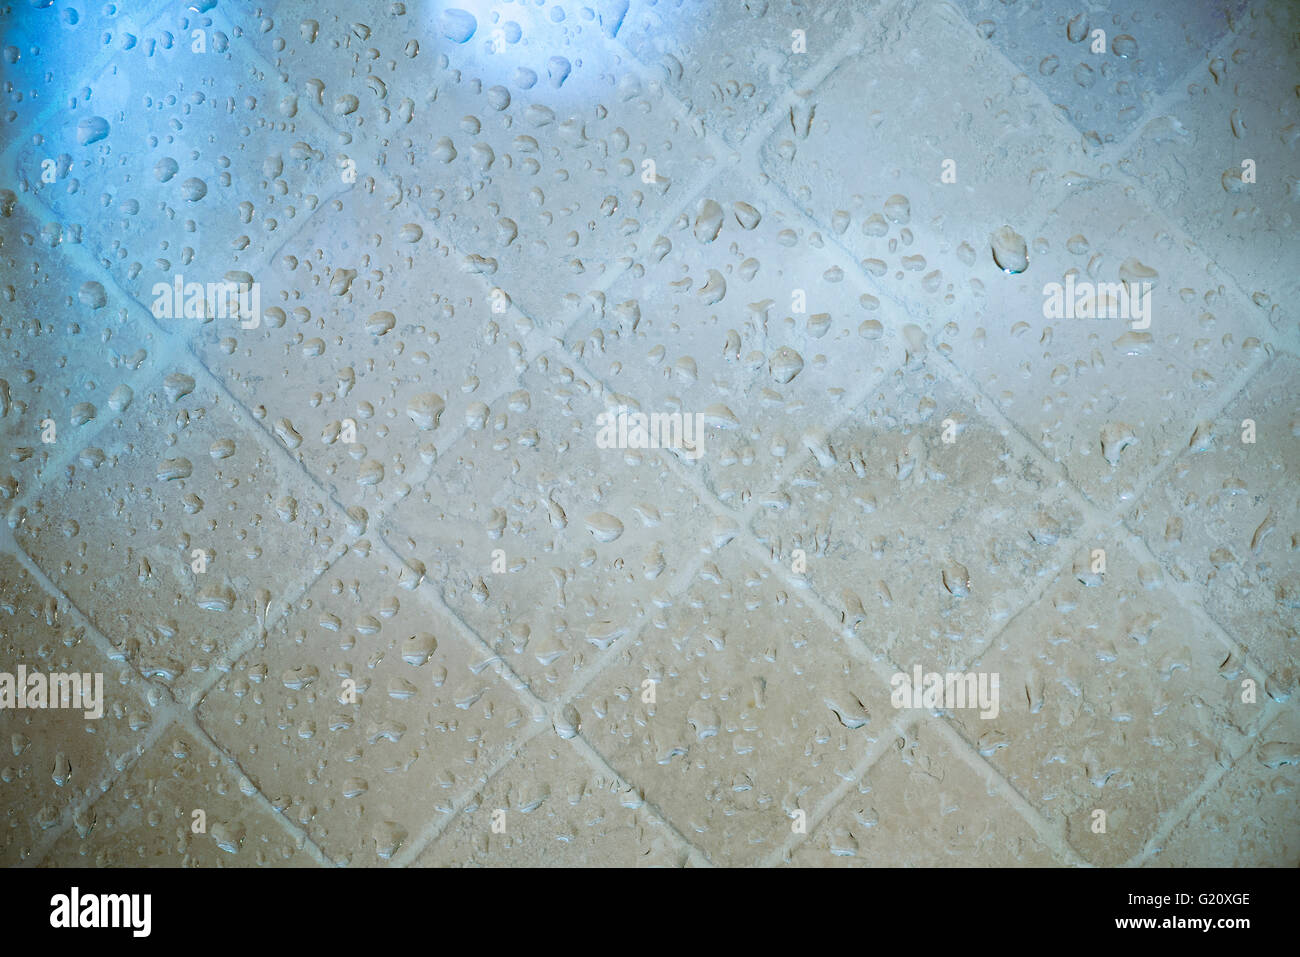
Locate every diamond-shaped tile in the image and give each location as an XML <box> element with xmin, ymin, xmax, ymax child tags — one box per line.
<box><xmin>192</xmin><ymin>187</ymin><xmax>533</xmax><ymax>518</ymax></box>
<box><xmin>198</xmin><ymin>548</ymin><xmax>534</xmax><ymax>866</ymax></box>
<box><xmin>940</xmin><ymin>181</ymin><xmax>1268</xmax><ymax>510</ymax></box>
<box><xmin>414</xmin><ymin>733</ymin><xmax>688</xmax><ymax>867</ymax></box>
<box><xmin>14</xmin><ymin>6</ymin><xmax>343</xmax><ymax>301</ymax></box>
<box><xmin>1117</xmin><ymin>2</ymin><xmax>1300</xmax><ymax>340</ymax></box>
<box><xmin>222</xmin><ymin>0</ymin><xmax>721</xmax><ymax>323</ymax></box>
<box><xmin>760</xmin><ymin>0</ymin><xmax>1089</xmax><ymax>324</ymax></box>
<box><xmin>383</xmin><ymin>355</ymin><xmax>722</xmax><ymax>700</ymax></box>
<box><xmin>0</xmin><ymin>552</ymin><xmax>156</xmax><ymax>865</ymax></box>
<box><xmin>565</xmin><ymin>173</ymin><xmax>901</xmax><ymax>508</ymax></box>
<box><xmin>567</xmin><ymin>545</ymin><xmax>895</xmax><ymax>865</ymax></box>
<box><xmin>0</xmin><ymin>0</ymin><xmax>171</xmax><ymax>140</ymax></box>
<box><xmin>616</xmin><ymin>0</ymin><xmax>864</xmax><ymax>147</ymax></box>
<box><xmin>13</xmin><ymin>360</ymin><xmax>349</xmax><ymax>702</ymax></box>
<box><xmin>1128</xmin><ymin>354</ymin><xmax>1300</xmax><ymax>695</ymax></box>
<box><xmin>952</xmin><ymin>0</ymin><xmax>1251</xmax><ymax>144</ymax></box>
<box><xmin>40</xmin><ymin>728</ymin><xmax>311</xmax><ymax>866</ymax></box>
<box><xmin>947</xmin><ymin>531</ymin><xmax>1257</xmax><ymax>866</ymax></box>
<box><xmin>752</xmin><ymin>360</ymin><xmax>1084</xmax><ymax>672</ymax></box>
<box><xmin>1148</xmin><ymin>707</ymin><xmax>1300</xmax><ymax>867</ymax></box>
<box><xmin>789</xmin><ymin>722</ymin><xmax>1062</xmax><ymax>865</ymax></box>
<box><xmin>0</xmin><ymin>197</ymin><xmax>165</xmax><ymax>508</ymax></box>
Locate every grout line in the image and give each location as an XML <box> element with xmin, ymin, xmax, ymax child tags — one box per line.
<box><xmin>3</xmin><ymin>0</ymin><xmax>1288</xmax><ymax>870</ymax></box>
<box><xmin>0</xmin><ymin>0</ymin><xmax>175</xmax><ymax>179</ymax></box>
<box><xmin>761</xmin><ymin>713</ymin><xmax>917</xmax><ymax>866</ymax></box>
<box><xmin>927</xmin><ymin>717</ymin><xmax>1091</xmax><ymax>867</ymax></box>
<box><xmin>1125</xmin><ymin>696</ymin><xmax>1289</xmax><ymax>866</ymax></box>
<box><xmin>562</xmin><ymin>731</ymin><xmax>715</xmax><ymax>868</ymax></box>
<box><xmin>179</xmin><ymin>709</ymin><xmax>339</xmax><ymax>867</ymax></box>
<box><xmin>23</xmin><ymin>701</ymin><xmax>187</xmax><ymax>867</ymax></box>
<box><xmin>389</xmin><ymin>717</ymin><xmax>552</xmax><ymax>868</ymax></box>
<box><xmin>0</xmin><ymin>519</ymin><xmax>141</xmax><ymax>676</ymax></box>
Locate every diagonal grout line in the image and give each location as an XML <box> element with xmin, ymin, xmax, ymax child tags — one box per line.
<box><xmin>0</xmin><ymin>518</ymin><xmax>192</xmax><ymax>869</ymax></box>
<box><xmin>717</xmin><ymin>351</ymin><xmax>1110</xmax><ymax>861</ymax></box>
<box><xmin>1124</xmin><ymin>696</ymin><xmax>1290</xmax><ymax>867</ymax></box>
<box><xmin>180</xmin><ymin>538</ymin><xmax>351</xmax><ymax>708</ymax></box>
<box><xmin>1101</xmin><ymin>16</ymin><xmax>1245</xmax><ymax>169</ymax></box>
<box><xmin>0</xmin><ymin>200</ymin><xmax>365</xmax><ymax>871</ymax></box>
<box><xmin>1049</xmin><ymin>11</ymin><xmax>1286</xmax><ymax>352</ymax></box>
<box><xmin>209</xmin><ymin>8</ymin><xmax>781</xmax><ymax>867</ymax></box>
<box><xmin>932</xmin><ymin>349</ymin><xmax>1286</xmax><ymax>861</ymax></box>
<box><xmin>389</xmin><ymin>716</ymin><xmax>552</xmax><ymax>868</ymax></box>
<box><xmin>927</xmin><ymin>716</ymin><xmax>1091</xmax><ymax>867</ymax></box>
<box><xmin>375</xmin><ymin>457</ymin><xmax>724</xmax><ymax>866</ymax></box>
<box><xmin>760</xmin><ymin>712</ymin><xmax>917</xmax><ymax>866</ymax></box>
<box><xmin>527</xmin><ymin>0</ymin><xmax>872</xmax><ymax>313</ymax></box>
<box><xmin>938</xmin><ymin>1</ymin><xmax>1105</xmax><ymax>161</ymax></box>
<box><xmin>1</xmin><ymin>129</ymin><xmax>377</xmax><ymax>874</ymax></box>
<box><xmin>10</xmin><ymin>0</ymin><xmax>1284</xmax><ymax>873</ymax></box>
<box><xmin>3</xmin><ymin>203</ymin><xmax>179</xmax><ymax>513</ymax></box>
<box><xmin>1099</xmin><ymin>316</ymin><xmax>1276</xmax><ymax>503</ymax></box>
<box><xmin>8</xmin><ymin>15</ymin><xmax>573</xmax><ymax>729</ymax></box>
<box><xmin>1120</xmin><ymin>527</ymin><xmax>1279</xmax><ymax>699</ymax></box>
<box><xmin>176</xmin><ymin>708</ymin><xmax>339</xmax><ymax>867</ymax></box>
<box><xmin>21</xmin><ymin>697</ymin><xmax>188</xmax><ymax>868</ymax></box>
<box><xmin>560</xmin><ymin>731</ymin><xmax>713</xmax><ymax>868</ymax></box>
<box><xmin>259</xmin><ymin>1</ymin><xmax>1291</xmax><ymax>872</ymax></box>
<box><xmin>519</xmin><ymin>75</ymin><xmax>1119</xmax><ymax>863</ymax></box>
<box><xmin>549</xmin><ymin>545</ymin><xmax>712</xmax><ymax>705</ymax></box>
<box><xmin>0</xmin><ymin>223</ymin><xmax>364</xmax><ymax>705</ymax></box>
<box><xmin>3</xmin><ymin>509</ymin><xmax>325</xmax><ymax>870</ymax></box>
<box><xmin>378</xmin><ymin>503</ymin><xmax>721</xmax><ymax>866</ymax></box>
<box><xmin>553</xmin><ymin>165</ymin><xmax>903</xmax><ymax>531</ymax></box>
<box><xmin>735</xmin><ymin>521</ymin><xmax>1092</xmax><ymax>865</ymax></box>
<box><xmin>6</xmin><ymin>70</ymin><xmax>355</xmax><ymax>525</ymax></box>
<box><xmin>0</xmin><ymin>0</ymin><xmax>175</xmax><ymax>180</ymax></box>
<box><xmin>601</xmin><ymin>0</ymin><xmax>880</xmax><ymax>163</ymax></box>
<box><xmin>0</xmin><ymin>519</ymin><xmax>148</xmax><ymax>678</ymax></box>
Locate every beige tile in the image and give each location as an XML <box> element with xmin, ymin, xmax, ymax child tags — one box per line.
<box><xmin>948</xmin><ymin>531</ymin><xmax>1257</xmax><ymax>866</ymax></box>
<box><xmin>415</xmin><ymin>734</ymin><xmax>688</xmax><ymax>867</ymax></box>
<box><xmin>939</xmin><ymin>182</ymin><xmax>1269</xmax><ymax>510</ymax></box>
<box><xmin>568</xmin><ymin>544</ymin><xmax>897</xmax><ymax>865</ymax></box>
<box><xmin>1</xmin><ymin>0</ymin><xmax>1293</xmax><ymax>868</ymax></box>
<box><xmin>1129</xmin><ymin>355</ymin><xmax>1300</xmax><ymax>696</ymax></box>
<box><xmin>41</xmin><ymin>727</ymin><xmax>309</xmax><ymax>867</ymax></box>
<box><xmin>1118</xmin><ymin>2</ymin><xmax>1300</xmax><ymax>341</ymax></box>
<box><xmin>617</xmin><ymin>0</ymin><xmax>866</xmax><ymax>147</ymax></box>
<box><xmin>790</xmin><ymin>722</ymin><xmax>1062</xmax><ymax>866</ymax></box>
<box><xmin>192</xmin><ymin>187</ymin><xmax>533</xmax><ymax>519</ymax></box>
<box><xmin>0</xmin><ymin>553</ymin><xmax>156</xmax><ymax>865</ymax></box>
<box><xmin>760</xmin><ymin>0</ymin><xmax>1091</xmax><ymax>326</ymax></box>
<box><xmin>14</xmin><ymin>362</ymin><xmax>350</xmax><ymax>701</ymax></box>
<box><xmin>0</xmin><ymin>198</ymin><xmax>165</xmax><ymax>510</ymax></box>
<box><xmin>566</xmin><ymin>172</ymin><xmax>904</xmax><ymax>508</ymax></box>
<box><xmin>219</xmin><ymin>0</ymin><xmax>722</xmax><ymax>324</ymax></box>
<box><xmin>1150</xmin><ymin>707</ymin><xmax>1300</xmax><ymax>867</ymax></box>
<box><xmin>197</xmin><ymin>548</ymin><xmax>534</xmax><ymax>865</ymax></box>
<box><xmin>752</xmin><ymin>360</ymin><xmax>1084</xmax><ymax>672</ymax></box>
<box><xmin>382</xmin><ymin>356</ymin><xmax>722</xmax><ymax>701</ymax></box>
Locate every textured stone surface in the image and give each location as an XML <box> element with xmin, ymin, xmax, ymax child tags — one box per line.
<box><xmin>0</xmin><ymin>0</ymin><xmax>1294</xmax><ymax>867</ymax></box>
